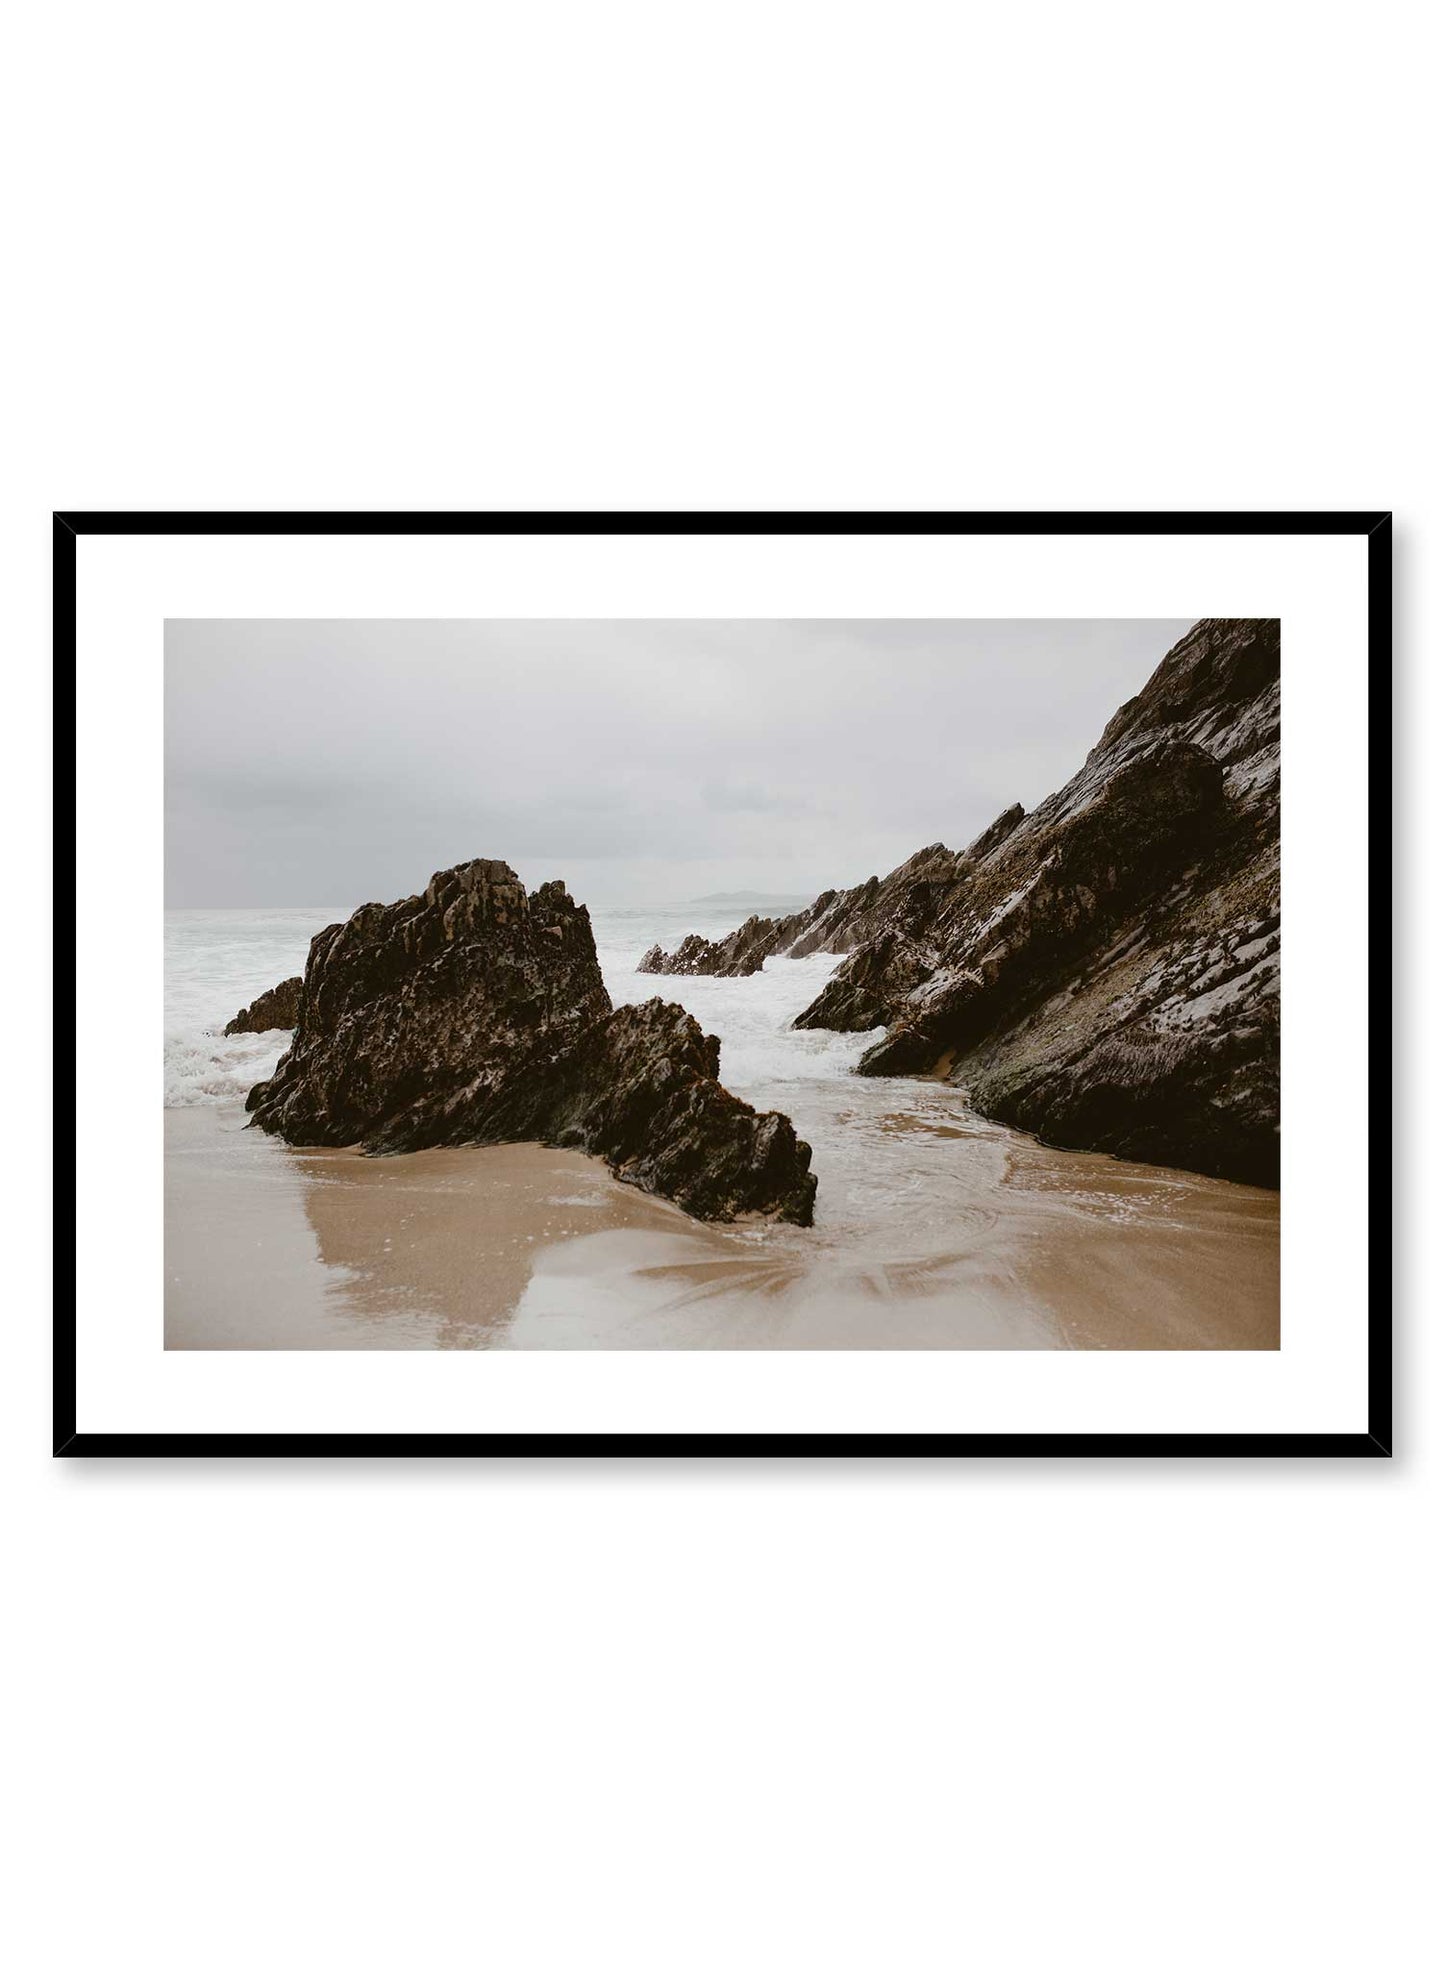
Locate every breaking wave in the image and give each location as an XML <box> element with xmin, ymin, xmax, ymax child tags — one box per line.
<box><xmin>164</xmin><ymin>905</ymin><xmax>343</xmax><ymax>1108</ymax></box>
<box><xmin>602</xmin><ymin>948</ymin><xmax>879</xmax><ymax>1095</ymax></box>
<box><xmin>165</xmin><ymin>1027</ymin><xmax>293</xmax><ymax>1108</ymax></box>
<box><xmin>164</xmin><ymin>903</ymin><xmax>867</xmax><ymax>1111</ymax></box>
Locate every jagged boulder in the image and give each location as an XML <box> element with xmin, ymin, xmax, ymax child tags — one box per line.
<box><xmin>244</xmin><ymin>859</ymin><xmax>816</xmax><ymax>1224</ymax></box>
<box><xmin>224</xmin><ymin>976</ymin><xmax>303</xmax><ymax>1035</ymax></box>
<box><xmin>639</xmin><ymin>910</ymin><xmax>820</xmax><ymax>978</ymax></box>
<box><xmin>639</xmin><ymin>932</ymin><xmax>725</xmax><ymax>976</ymax></box>
<box><xmin>545</xmin><ymin>999</ymin><xmax>817</xmax><ymax>1224</ymax></box>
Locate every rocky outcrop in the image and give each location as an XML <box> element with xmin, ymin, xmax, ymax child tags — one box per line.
<box><xmin>643</xmin><ymin>619</ymin><xmax>1280</xmax><ymax>1187</ymax></box>
<box><xmin>639</xmin><ymin>911</ymin><xmax>818</xmax><ymax>977</ymax></box>
<box><xmin>638</xmin><ymin>808</ymin><xmax>1034</xmax><ymax>981</ymax></box>
<box><xmin>224</xmin><ymin>976</ymin><xmax>303</xmax><ymax>1034</ymax></box>
<box><xmin>639</xmin><ymin>930</ymin><xmax>736</xmax><ymax>976</ymax></box>
<box><xmin>932</xmin><ymin>621</ymin><xmax>1280</xmax><ymax>1185</ymax></box>
<box><xmin>797</xmin><ymin>740</ymin><xmax>1225</xmax><ymax>1050</ymax></box>
<box><xmin>244</xmin><ymin>859</ymin><xmax>816</xmax><ymax>1225</ymax></box>
<box><xmin>819</xmin><ymin>618</ymin><xmax>1280</xmax><ymax>1183</ymax></box>
<box><xmin>544</xmin><ymin>999</ymin><xmax>818</xmax><ymax>1224</ymax></box>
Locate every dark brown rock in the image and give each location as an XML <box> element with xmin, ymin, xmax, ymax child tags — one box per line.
<box><xmin>964</xmin><ymin>802</ymin><xmax>1026</xmax><ymax>861</ymax></box>
<box><xmin>639</xmin><ymin>931</ymin><xmax>727</xmax><ymax>976</ymax></box>
<box><xmin>838</xmin><ymin>738</ymin><xmax>1226</xmax><ymax>1068</ymax></box>
<box><xmin>638</xmin><ymin>910</ymin><xmax>815</xmax><ymax>977</ymax></box>
<box><xmin>635</xmin><ymin>817</ymin><xmax>1034</xmax><ymax>983</ymax></box>
<box><xmin>639</xmin><ymin>618</ymin><xmax>1280</xmax><ymax>1187</ymax></box>
<box><xmin>543</xmin><ymin>999</ymin><xmax>817</xmax><ymax>1225</ymax></box>
<box><xmin>224</xmin><ymin>976</ymin><xmax>303</xmax><ymax>1035</ymax></box>
<box><xmin>804</xmin><ymin>617</ymin><xmax>1282</xmax><ymax>1186</ymax></box>
<box><xmin>245</xmin><ymin>859</ymin><xmax>816</xmax><ymax>1225</ymax></box>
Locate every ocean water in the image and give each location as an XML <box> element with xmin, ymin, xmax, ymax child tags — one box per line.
<box><xmin>165</xmin><ymin>907</ymin><xmax>352</xmax><ymax>1107</ymax></box>
<box><xmin>163</xmin><ymin>902</ymin><xmax>871</xmax><ymax>1112</ymax></box>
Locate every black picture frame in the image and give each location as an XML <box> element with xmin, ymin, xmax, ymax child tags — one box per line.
<box><xmin>54</xmin><ymin>510</ymin><xmax>1391</xmax><ymax>1458</ymax></box>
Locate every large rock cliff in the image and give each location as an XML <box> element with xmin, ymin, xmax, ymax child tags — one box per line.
<box><xmin>642</xmin><ymin>618</ymin><xmax>1280</xmax><ymax>1186</ymax></box>
<box><xmin>244</xmin><ymin>859</ymin><xmax>816</xmax><ymax>1225</ymax></box>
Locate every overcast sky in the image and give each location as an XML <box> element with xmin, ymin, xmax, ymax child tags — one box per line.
<box><xmin>164</xmin><ymin>618</ymin><xmax>1195</xmax><ymax>910</ymax></box>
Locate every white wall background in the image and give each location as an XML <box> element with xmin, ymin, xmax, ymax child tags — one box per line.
<box><xmin>4</xmin><ymin>5</ymin><xmax>1435</xmax><ymax>1967</ymax></box>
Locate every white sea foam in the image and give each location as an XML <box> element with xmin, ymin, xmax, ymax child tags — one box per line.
<box><xmin>164</xmin><ymin>905</ymin><xmax>347</xmax><ymax>1108</ymax></box>
<box><xmin>163</xmin><ymin>901</ymin><xmax>863</xmax><ymax>1109</ymax></box>
<box><xmin>164</xmin><ymin>1027</ymin><xmax>294</xmax><ymax>1107</ymax></box>
<box><xmin>604</xmin><ymin>948</ymin><xmax>880</xmax><ymax>1095</ymax></box>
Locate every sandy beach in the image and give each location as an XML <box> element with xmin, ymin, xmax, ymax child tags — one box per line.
<box><xmin>166</xmin><ymin>1103</ymin><xmax>1279</xmax><ymax>1350</ymax></box>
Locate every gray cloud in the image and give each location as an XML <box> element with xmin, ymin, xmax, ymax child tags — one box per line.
<box><xmin>164</xmin><ymin>618</ymin><xmax>1195</xmax><ymax>908</ymax></box>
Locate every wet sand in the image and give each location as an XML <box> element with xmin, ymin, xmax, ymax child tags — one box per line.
<box><xmin>165</xmin><ymin>1104</ymin><xmax>1279</xmax><ymax>1350</ymax></box>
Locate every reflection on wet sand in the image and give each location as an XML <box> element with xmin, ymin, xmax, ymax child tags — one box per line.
<box><xmin>296</xmin><ymin>1138</ymin><xmax>697</xmax><ymax>1348</ymax></box>
<box><xmin>164</xmin><ymin>1107</ymin><xmax>693</xmax><ymax>1349</ymax></box>
<box><xmin>165</xmin><ymin>1102</ymin><xmax>1279</xmax><ymax>1351</ymax></box>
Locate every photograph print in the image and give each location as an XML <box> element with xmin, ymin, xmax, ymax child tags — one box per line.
<box><xmin>164</xmin><ymin>613</ymin><xmax>1282</xmax><ymax>1356</ymax></box>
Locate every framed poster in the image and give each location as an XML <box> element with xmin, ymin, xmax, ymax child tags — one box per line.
<box><xmin>56</xmin><ymin>512</ymin><xmax>1389</xmax><ymax>1455</ymax></box>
